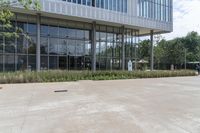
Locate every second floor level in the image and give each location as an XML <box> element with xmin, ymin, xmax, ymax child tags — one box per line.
<box><xmin>12</xmin><ymin>0</ymin><xmax>173</xmax><ymax>34</ymax></box>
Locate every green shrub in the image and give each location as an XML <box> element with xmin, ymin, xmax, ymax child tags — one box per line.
<box><xmin>0</xmin><ymin>70</ymin><xmax>197</xmax><ymax>84</ymax></box>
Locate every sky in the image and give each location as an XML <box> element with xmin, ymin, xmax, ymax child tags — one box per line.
<box><xmin>163</xmin><ymin>0</ymin><xmax>200</xmax><ymax>40</ymax></box>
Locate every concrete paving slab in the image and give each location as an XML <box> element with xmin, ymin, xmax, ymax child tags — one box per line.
<box><xmin>0</xmin><ymin>76</ymin><xmax>200</xmax><ymax>133</ymax></box>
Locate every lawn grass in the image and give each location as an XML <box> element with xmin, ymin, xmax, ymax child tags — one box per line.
<box><xmin>0</xmin><ymin>70</ymin><xmax>197</xmax><ymax>84</ymax></box>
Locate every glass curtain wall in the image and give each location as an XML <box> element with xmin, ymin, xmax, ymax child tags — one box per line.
<box><xmin>0</xmin><ymin>14</ymin><xmax>92</xmax><ymax>71</ymax></box>
<box><xmin>40</xmin><ymin>18</ymin><xmax>92</xmax><ymax>70</ymax></box>
<box><xmin>64</xmin><ymin>0</ymin><xmax>128</xmax><ymax>13</ymax></box>
<box><xmin>96</xmin><ymin>25</ymin><xmax>138</xmax><ymax>70</ymax></box>
<box><xmin>138</xmin><ymin>0</ymin><xmax>172</xmax><ymax>22</ymax></box>
<box><xmin>0</xmin><ymin>14</ymin><xmax>37</xmax><ymax>72</ymax></box>
<box><xmin>0</xmin><ymin>14</ymin><xmax>139</xmax><ymax>72</ymax></box>
<box><xmin>125</xmin><ymin>29</ymin><xmax>139</xmax><ymax>69</ymax></box>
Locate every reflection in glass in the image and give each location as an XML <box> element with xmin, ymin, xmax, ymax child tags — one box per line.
<box><xmin>17</xmin><ymin>55</ymin><xmax>27</xmax><ymax>71</ymax></box>
<box><xmin>5</xmin><ymin>37</ymin><xmax>15</xmax><ymax>53</ymax></box>
<box><xmin>67</xmin><ymin>28</ymin><xmax>76</xmax><ymax>38</ymax></box>
<box><xmin>41</xmin><ymin>25</ymin><xmax>49</xmax><ymax>36</ymax></box>
<box><xmin>5</xmin><ymin>54</ymin><xmax>15</xmax><ymax>71</ymax></box>
<box><xmin>41</xmin><ymin>37</ymin><xmax>48</xmax><ymax>54</ymax></box>
<box><xmin>76</xmin><ymin>40</ymin><xmax>85</xmax><ymax>56</ymax></box>
<box><xmin>28</xmin><ymin>55</ymin><xmax>36</xmax><ymax>70</ymax></box>
<box><xmin>41</xmin><ymin>56</ymin><xmax>48</xmax><ymax>70</ymax></box>
<box><xmin>85</xmin><ymin>41</ymin><xmax>91</xmax><ymax>56</ymax></box>
<box><xmin>17</xmin><ymin>22</ymin><xmax>28</xmax><ymax>33</ymax></box>
<box><xmin>68</xmin><ymin>40</ymin><xmax>76</xmax><ymax>56</ymax></box>
<box><xmin>28</xmin><ymin>23</ymin><xmax>37</xmax><ymax>35</ymax></box>
<box><xmin>0</xmin><ymin>15</ymin><xmax>139</xmax><ymax>71</ymax></box>
<box><xmin>59</xmin><ymin>27</ymin><xmax>68</xmax><ymax>38</ymax></box>
<box><xmin>28</xmin><ymin>36</ymin><xmax>36</xmax><ymax>54</ymax></box>
<box><xmin>49</xmin><ymin>38</ymin><xmax>58</xmax><ymax>55</ymax></box>
<box><xmin>49</xmin><ymin>56</ymin><xmax>58</xmax><ymax>69</ymax></box>
<box><xmin>59</xmin><ymin>39</ymin><xmax>68</xmax><ymax>55</ymax></box>
<box><xmin>17</xmin><ymin>35</ymin><xmax>28</xmax><ymax>54</ymax></box>
<box><xmin>49</xmin><ymin>26</ymin><xmax>59</xmax><ymax>37</ymax></box>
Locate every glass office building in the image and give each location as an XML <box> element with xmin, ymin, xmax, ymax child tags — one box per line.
<box><xmin>0</xmin><ymin>0</ymin><xmax>173</xmax><ymax>71</ymax></box>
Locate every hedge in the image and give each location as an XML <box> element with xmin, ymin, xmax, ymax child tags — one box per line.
<box><xmin>0</xmin><ymin>70</ymin><xmax>197</xmax><ymax>84</ymax></box>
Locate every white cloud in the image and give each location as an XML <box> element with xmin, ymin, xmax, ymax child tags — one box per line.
<box><xmin>164</xmin><ymin>0</ymin><xmax>200</xmax><ymax>40</ymax></box>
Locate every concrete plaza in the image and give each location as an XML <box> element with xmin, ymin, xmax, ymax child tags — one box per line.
<box><xmin>0</xmin><ymin>76</ymin><xmax>200</xmax><ymax>133</ymax></box>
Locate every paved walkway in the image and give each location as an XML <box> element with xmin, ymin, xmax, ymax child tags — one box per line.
<box><xmin>0</xmin><ymin>76</ymin><xmax>200</xmax><ymax>133</ymax></box>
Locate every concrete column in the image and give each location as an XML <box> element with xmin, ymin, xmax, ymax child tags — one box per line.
<box><xmin>122</xmin><ymin>26</ymin><xmax>125</xmax><ymax>70</ymax></box>
<box><xmin>91</xmin><ymin>21</ymin><xmax>96</xmax><ymax>72</ymax></box>
<box><xmin>36</xmin><ymin>14</ymin><xmax>41</xmax><ymax>72</ymax></box>
<box><xmin>150</xmin><ymin>30</ymin><xmax>154</xmax><ymax>71</ymax></box>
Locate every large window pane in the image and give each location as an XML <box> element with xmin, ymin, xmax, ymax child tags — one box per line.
<box><xmin>78</xmin><ymin>0</ymin><xmax>81</xmax><ymax>4</ymax></box>
<box><xmin>41</xmin><ymin>56</ymin><xmax>48</xmax><ymax>70</ymax></box>
<box><xmin>105</xmin><ymin>0</ymin><xmax>109</xmax><ymax>9</ymax></box>
<box><xmin>28</xmin><ymin>36</ymin><xmax>36</xmax><ymax>54</ymax></box>
<box><xmin>68</xmin><ymin>40</ymin><xmax>76</xmax><ymax>56</ymax></box>
<box><xmin>5</xmin><ymin>37</ymin><xmax>15</xmax><ymax>53</ymax></box>
<box><xmin>17</xmin><ymin>35</ymin><xmax>28</xmax><ymax>54</ymax></box>
<box><xmin>113</xmin><ymin>0</ymin><xmax>117</xmax><ymax>11</ymax></box>
<box><xmin>59</xmin><ymin>27</ymin><xmax>68</xmax><ymax>38</ymax></box>
<box><xmin>49</xmin><ymin>56</ymin><xmax>58</xmax><ymax>69</ymax></box>
<box><xmin>59</xmin><ymin>39</ymin><xmax>68</xmax><ymax>55</ymax></box>
<box><xmin>85</xmin><ymin>56</ymin><xmax>91</xmax><ymax>70</ymax></box>
<box><xmin>16</xmin><ymin>55</ymin><xmax>27</xmax><ymax>71</ymax></box>
<box><xmin>5</xmin><ymin>54</ymin><xmax>15</xmax><ymax>71</ymax></box>
<box><xmin>76</xmin><ymin>40</ymin><xmax>85</xmax><ymax>56</ymax></box>
<box><xmin>49</xmin><ymin>38</ymin><xmax>59</xmax><ymax>55</ymax></box>
<box><xmin>85</xmin><ymin>41</ymin><xmax>91</xmax><ymax>56</ymax></box>
<box><xmin>49</xmin><ymin>26</ymin><xmax>59</xmax><ymax>37</ymax></box>
<box><xmin>82</xmin><ymin>0</ymin><xmax>86</xmax><ymax>5</ymax></box>
<box><xmin>109</xmin><ymin>0</ymin><xmax>112</xmax><ymax>10</ymax></box>
<box><xmin>28</xmin><ymin>55</ymin><xmax>36</xmax><ymax>70</ymax></box>
<box><xmin>17</xmin><ymin>22</ymin><xmax>28</xmax><ymax>33</ymax></box>
<box><xmin>87</xmin><ymin>0</ymin><xmax>92</xmax><ymax>6</ymax></box>
<box><xmin>41</xmin><ymin>25</ymin><xmax>49</xmax><ymax>36</ymax></box>
<box><xmin>41</xmin><ymin>37</ymin><xmax>48</xmax><ymax>54</ymax></box>
<box><xmin>101</xmin><ymin>0</ymin><xmax>104</xmax><ymax>8</ymax></box>
<box><xmin>67</xmin><ymin>28</ymin><xmax>76</xmax><ymax>38</ymax></box>
<box><xmin>99</xmin><ymin>58</ymin><xmax>106</xmax><ymax>70</ymax></box>
<box><xmin>28</xmin><ymin>23</ymin><xmax>36</xmax><ymax>35</ymax></box>
<box><xmin>85</xmin><ymin>30</ymin><xmax>90</xmax><ymax>40</ymax></box>
<box><xmin>76</xmin><ymin>29</ymin><xmax>85</xmax><ymax>39</ymax></box>
<box><xmin>96</xmin><ymin>0</ymin><xmax>100</xmax><ymax>7</ymax></box>
<box><xmin>100</xmin><ymin>41</ymin><xmax>107</xmax><ymax>57</ymax></box>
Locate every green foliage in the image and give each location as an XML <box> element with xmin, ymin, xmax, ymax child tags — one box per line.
<box><xmin>138</xmin><ymin>40</ymin><xmax>151</xmax><ymax>61</ymax></box>
<box><xmin>18</xmin><ymin>0</ymin><xmax>41</xmax><ymax>10</ymax></box>
<box><xmin>0</xmin><ymin>70</ymin><xmax>196</xmax><ymax>84</ymax></box>
<box><xmin>0</xmin><ymin>0</ymin><xmax>40</xmax><ymax>38</ymax></box>
<box><xmin>138</xmin><ymin>31</ymin><xmax>200</xmax><ymax>70</ymax></box>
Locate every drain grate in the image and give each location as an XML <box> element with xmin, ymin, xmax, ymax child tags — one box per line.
<box><xmin>54</xmin><ymin>90</ymin><xmax>68</xmax><ymax>93</ymax></box>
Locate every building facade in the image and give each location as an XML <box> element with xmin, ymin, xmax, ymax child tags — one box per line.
<box><xmin>0</xmin><ymin>0</ymin><xmax>173</xmax><ymax>71</ymax></box>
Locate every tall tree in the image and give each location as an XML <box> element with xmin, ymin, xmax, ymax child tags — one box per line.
<box><xmin>137</xmin><ymin>39</ymin><xmax>151</xmax><ymax>61</ymax></box>
<box><xmin>154</xmin><ymin>39</ymin><xmax>166</xmax><ymax>69</ymax></box>
<box><xmin>183</xmin><ymin>31</ymin><xmax>200</xmax><ymax>62</ymax></box>
<box><xmin>0</xmin><ymin>0</ymin><xmax>40</xmax><ymax>37</ymax></box>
